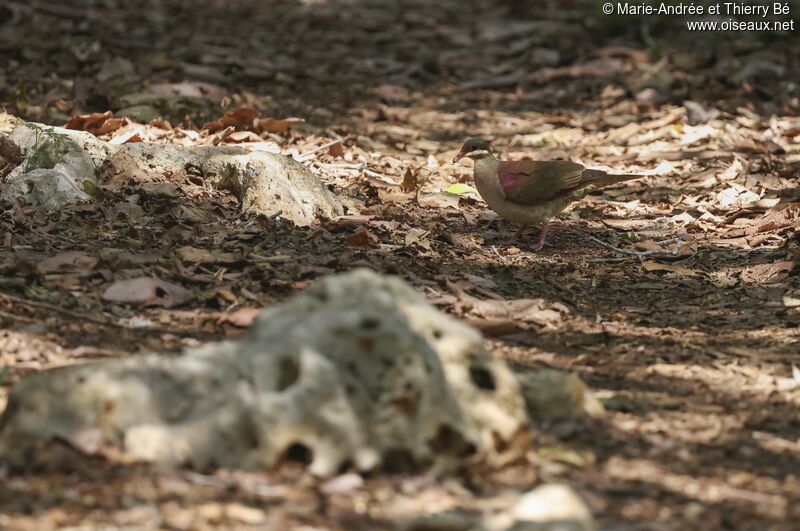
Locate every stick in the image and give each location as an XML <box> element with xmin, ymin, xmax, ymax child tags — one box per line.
<box><xmin>2</xmin><ymin>293</ymin><xmax>114</xmax><ymax>326</ymax></box>
<box><xmin>585</xmin><ymin>234</ymin><xmax>685</xmax><ymax>261</ymax></box>
<box><xmin>295</xmin><ymin>139</ymin><xmax>343</xmax><ymax>162</ymax></box>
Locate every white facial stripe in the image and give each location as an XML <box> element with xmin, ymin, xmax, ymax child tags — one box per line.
<box><xmin>466</xmin><ymin>149</ymin><xmax>490</xmax><ymax>158</ymax></box>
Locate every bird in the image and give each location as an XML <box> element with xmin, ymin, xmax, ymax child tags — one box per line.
<box><xmin>452</xmin><ymin>138</ymin><xmax>643</xmax><ymax>251</ymax></box>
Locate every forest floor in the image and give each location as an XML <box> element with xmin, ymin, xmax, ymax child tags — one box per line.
<box><xmin>0</xmin><ymin>1</ymin><xmax>799</xmax><ymax>529</ymax></box>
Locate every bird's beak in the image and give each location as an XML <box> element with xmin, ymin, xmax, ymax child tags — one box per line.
<box><xmin>452</xmin><ymin>152</ymin><xmax>465</xmax><ymax>163</ymax></box>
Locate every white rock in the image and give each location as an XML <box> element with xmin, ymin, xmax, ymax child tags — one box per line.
<box><xmin>1</xmin><ymin>167</ymin><xmax>91</xmax><ymax>208</ymax></box>
<box><xmin>399</xmin><ymin>510</ymin><xmax>486</xmax><ymax>531</ymax></box>
<box><xmin>506</xmin><ymin>484</ymin><xmax>595</xmax><ymax>531</ymax></box>
<box><xmin>7</xmin><ymin>122</ymin><xmax>109</xmax><ymax>167</ymax></box>
<box><xmin>518</xmin><ymin>370</ymin><xmax>604</xmax><ymax>421</ymax></box>
<box><xmin>104</xmin><ymin>142</ymin><xmax>342</xmax><ymax>225</ymax></box>
<box><xmin>1</xmin><ymin>122</ymin><xmax>342</xmax><ymax>225</ymax></box>
<box><xmin>1</xmin><ymin>123</ymin><xmax>105</xmax><ymax>207</ymax></box>
<box><xmin>0</xmin><ymin>270</ymin><xmax>530</xmax><ymax>476</ymax></box>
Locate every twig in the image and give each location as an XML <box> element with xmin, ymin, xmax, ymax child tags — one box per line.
<box><xmin>585</xmin><ymin>256</ymin><xmax>633</xmax><ymax>263</ymax></box>
<box><xmin>295</xmin><ymin>138</ymin><xmax>343</xmax><ymax>162</ymax></box>
<box><xmin>2</xmin><ymin>293</ymin><xmax>114</xmax><ymax>326</ymax></box>
<box><xmin>249</xmin><ymin>253</ymin><xmax>292</xmax><ymax>264</ymax></box>
<box><xmin>319</xmin><ymin>163</ymin><xmax>362</xmax><ymax>170</ymax></box>
<box><xmin>208</xmin><ymin>125</ymin><xmax>235</xmax><ymax>146</ymax></box>
<box><xmin>318</xmin><ymin>162</ymin><xmax>395</xmax><ymax>182</ymax></box>
<box><xmin>7</xmin><ymin>0</ymin><xmax>89</xmax><ymax>19</ymax></box>
<box><xmin>2</xmin><ymin>293</ymin><xmax>198</xmax><ymax>334</ymax></box>
<box><xmin>608</xmin><ymin>149</ymin><xmax>734</xmax><ymax>163</ymax></box>
<box><xmin>490</xmin><ymin>246</ymin><xmax>508</xmax><ymax>264</ymax></box>
<box><xmin>0</xmin><ymin>309</ymin><xmax>35</xmax><ymax>323</ymax></box>
<box><xmin>0</xmin><ymin>278</ymin><xmax>26</xmax><ymax>289</ymax></box>
<box><xmin>586</xmin><ymin>234</ymin><xmax>684</xmax><ymax>261</ymax></box>
<box><xmin>460</xmin><ymin>71</ymin><xmax>526</xmax><ymax>90</ymax></box>
<box><xmin>363</xmin><ymin>168</ymin><xmax>393</xmax><ymax>180</ymax></box>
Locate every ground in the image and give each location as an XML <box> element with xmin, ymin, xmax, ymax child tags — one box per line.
<box><xmin>0</xmin><ymin>0</ymin><xmax>799</xmax><ymax>529</ymax></box>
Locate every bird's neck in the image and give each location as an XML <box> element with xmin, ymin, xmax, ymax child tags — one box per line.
<box><xmin>473</xmin><ymin>156</ymin><xmax>503</xmax><ymax>199</ymax></box>
<box><xmin>474</xmin><ymin>155</ymin><xmax>499</xmax><ymax>184</ymax></box>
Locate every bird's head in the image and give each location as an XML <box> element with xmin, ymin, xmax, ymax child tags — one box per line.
<box><xmin>452</xmin><ymin>138</ymin><xmax>493</xmax><ymax>163</ymax></box>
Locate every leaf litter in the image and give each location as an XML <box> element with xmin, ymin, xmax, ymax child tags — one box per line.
<box><xmin>0</xmin><ymin>1</ymin><xmax>798</xmax><ymax>530</ymax></box>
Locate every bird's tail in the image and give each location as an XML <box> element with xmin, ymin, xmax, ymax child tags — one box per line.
<box><xmin>580</xmin><ymin>169</ymin><xmax>643</xmax><ymax>188</ymax></box>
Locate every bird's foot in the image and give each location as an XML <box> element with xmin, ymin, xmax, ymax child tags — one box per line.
<box><xmin>528</xmin><ymin>222</ymin><xmax>549</xmax><ymax>252</ymax></box>
<box><xmin>500</xmin><ymin>223</ymin><xmax>528</xmax><ymax>244</ymax></box>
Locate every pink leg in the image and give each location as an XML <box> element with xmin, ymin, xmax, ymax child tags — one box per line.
<box><xmin>530</xmin><ymin>221</ymin><xmax>549</xmax><ymax>251</ymax></box>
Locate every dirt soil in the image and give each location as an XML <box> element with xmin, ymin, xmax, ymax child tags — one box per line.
<box><xmin>0</xmin><ymin>1</ymin><xmax>799</xmax><ymax>530</ymax></box>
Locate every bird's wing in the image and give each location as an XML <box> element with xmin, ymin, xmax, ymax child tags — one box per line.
<box><xmin>497</xmin><ymin>160</ymin><xmax>587</xmax><ymax>205</ymax></box>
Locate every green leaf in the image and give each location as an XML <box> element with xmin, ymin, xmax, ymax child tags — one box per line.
<box><xmin>443</xmin><ymin>183</ymin><xmax>477</xmax><ymax>195</ymax></box>
<box><xmin>82</xmin><ymin>180</ymin><xmax>98</xmax><ymax>197</ymax></box>
<box><xmin>536</xmin><ymin>445</ymin><xmax>586</xmax><ymax>467</ymax></box>
<box><xmin>25</xmin><ymin>283</ymin><xmax>48</xmax><ymax>299</ymax></box>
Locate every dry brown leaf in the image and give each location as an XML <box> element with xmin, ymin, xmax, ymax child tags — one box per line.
<box><xmin>65</xmin><ymin>111</ymin><xmax>126</xmax><ymax>135</ymax></box>
<box><xmin>178</xmin><ymin>205</ymin><xmax>215</xmax><ymax>223</ymax></box>
<box><xmin>37</xmin><ymin>251</ymin><xmax>98</xmax><ymax>274</ymax></box>
<box><xmin>597</xmin><ymin>45</ymin><xmax>650</xmax><ymax>65</ymax></box>
<box><xmin>256</xmin><ymin>118</ymin><xmax>291</xmax><ymax>134</ymax></box>
<box><xmin>642</xmin><ymin>261</ymin><xmax>699</xmax><ymax>276</ymax></box>
<box><xmin>377</xmin><ymin>188</ymin><xmax>414</xmax><ymax>205</ymax></box>
<box><xmin>345</xmin><ymin>228</ymin><xmax>374</xmax><ymax>248</ymax></box>
<box><xmin>140</xmin><ymin>182</ymin><xmax>179</xmax><ymax>198</ymax></box>
<box><xmin>755</xmin><ymin>207</ymin><xmax>799</xmax><ymax>233</ymax></box>
<box><xmin>110</xmin><ymin>202</ymin><xmax>145</xmax><ymax>221</ymax></box>
<box><xmin>369</xmin><ymin>220</ymin><xmax>401</xmax><ymax>232</ymax></box>
<box><xmin>218</xmin><ymin>307</ymin><xmax>261</xmax><ymax>328</ymax></box>
<box><xmin>328</xmin><ymin>142</ymin><xmax>345</xmax><ymax>158</ymax></box>
<box><xmin>177</xmin><ymin>246</ymin><xmax>239</xmax><ymax>264</ymax></box>
<box><xmin>148</xmin><ymin>81</ymin><xmax>227</xmax><ymax>102</ymax></box>
<box><xmin>463</xmin><ymin>296</ymin><xmax>567</xmax><ymax>328</ymax></box>
<box><xmin>211</xmin><ymin>289</ymin><xmax>238</xmax><ymax>304</ymax></box>
<box><xmin>464</xmin><ymin>318</ymin><xmax>520</xmax><ymax>337</ymax></box>
<box><xmin>633</xmin><ymin>239</ymin><xmax>696</xmax><ymax>260</ymax></box>
<box><xmin>202</xmin><ymin>107</ymin><xmax>260</xmax><ymax>132</ymax></box>
<box><xmin>741</xmin><ymin>261</ymin><xmax>795</xmax><ymax>285</ymax></box>
<box><xmin>148</xmin><ymin>118</ymin><xmax>173</xmax><ymax>130</ymax></box>
<box><xmin>329</xmin><ymin>215</ymin><xmax>374</xmax><ymax>230</ymax></box>
<box><xmin>109</xmin><ymin>127</ymin><xmax>143</xmax><ymax>145</ymax></box>
<box><xmin>601</xmin><ymin>219</ymin><xmax>653</xmax><ymax>231</ymax></box>
<box><xmin>223</xmin><ymin>131</ymin><xmax>262</xmax><ymax>143</ymax></box>
<box><xmin>400</xmin><ymin>168</ymin><xmax>417</xmax><ymax>193</ymax></box>
<box><xmin>718</xmin><ymin>159</ymin><xmax>745</xmax><ymax>181</ymax></box>
<box><xmin>404</xmin><ymin>228</ymin><xmax>430</xmax><ymax>248</ymax></box>
<box><xmin>418</xmin><ymin>191</ymin><xmax>460</xmax><ymax>210</ymax></box>
<box><xmin>97</xmin><ymin>118</ymin><xmax>127</xmax><ymax>135</ymax></box>
<box><xmin>65</xmin><ymin>111</ymin><xmax>110</xmax><ymax>131</ymax></box>
<box><xmin>102</xmin><ymin>277</ymin><xmax>193</xmax><ymax>308</ymax></box>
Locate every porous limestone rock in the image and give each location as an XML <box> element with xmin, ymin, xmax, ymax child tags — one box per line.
<box><xmin>7</xmin><ymin>121</ymin><xmax>109</xmax><ymax>168</ymax></box>
<box><xmin>0</xmin><ymin>122</ymin><xmax>107</xmax><ymax>208</ymax></box>
<box><xmin>399</xmin><ymin>510</ymin><xmax>486</xmax><ymax>531</ymax></box>
<box><xmin>504</xmin><ymin>484</ymin><xmax>595</xmax><ymax>531</ymax></box>
<box><xmin>518</xmin><ymin>370</ymin><xmax>604</xmax><ymax>421</ymax></box>
<box><xmin>0</xmin><ymin>270</ymin><xmax>530</xmax><ymax>476</ymax></box>
<box><xmin>397</xmin><ymin>484</ymin><xmax>594</xmax><ymax>531</ymax></box>
<box><xmin>0</xmin><ymin>121</ymin><xmax>342</xmax><ymax>225</ymax></box>
<box><xmin>103</xmin><ymin>142</ymin><xmax>343</xmax><ymax>225</ymax></box>
<box><xmin>1</xmin><ymin>166</ymin><xmax>92</xmax><ymax>208</ymax></box>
